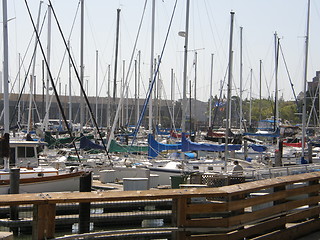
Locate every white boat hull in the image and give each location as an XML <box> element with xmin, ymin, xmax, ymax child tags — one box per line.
<box><xmin>0</xmin><ymin>171</ymin><xmax>84</xmax><ymax>194</ymax></box>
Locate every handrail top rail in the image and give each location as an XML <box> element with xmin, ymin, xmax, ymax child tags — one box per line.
<box><xmin>0</xmin><ymin>171</ymin><xmax>319</xmax><ymax>205</ymax></box>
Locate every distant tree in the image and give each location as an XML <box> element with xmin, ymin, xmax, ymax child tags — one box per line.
<box><xmin>205</xmin><ymin>97</ymin><xmax>302</xmax><ymax>129</ymax></box>
<box><xmin>279</xmin><ymin>101</ymin><xmax>299</xmax><ymax>124</ymax></box>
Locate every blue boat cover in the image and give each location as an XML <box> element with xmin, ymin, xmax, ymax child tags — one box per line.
<box><xmin>248</xmin><ymin>144</ymin><xmax>267</xmax><ymax>152</ymax></box>
<box><xmin>80</xmin><ymin>134</ymin><xmax>104</xmax><ymax>150</ymax></box>
<box><xmin>184</xmin><ymin>152</ymin><xmax>196</xmax><ymax>158</ymax></box>
<box><xmin>182</xmin><ymin>134</ymin><xmax>242</xmax><ymax>152</ymax></box>
<box><xmin>148</xmin><ymin>134</ymin><xmax>181</xmax><ymax>158</ymax></box>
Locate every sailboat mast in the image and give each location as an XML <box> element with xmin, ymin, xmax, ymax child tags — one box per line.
<box><xmin>209</xmin><ymin>54</ymin><xmax>214</xmax><ymax>128</ymax></box>
<box><xmin>181</xmin><ymin>0</ymin><xmax>190</xmax><ymax>133</ymax></box>
<box><xmin>45</xmin><ymin>4</ymin><xmax>52</xmax><ymax>131</ymax></box>
<box><xmin>302</xmin><ymin>0</ymin><xmax>311</xmax><ymax>163</ymax></box>
<box><xmin>194</xmin><ymin>51</ymin><xmax>197</xmax><ymax>134</ymax></box>
<box><xmin>68</xmin><ymin>41</ymin><xmax>72</xmax><ymax>124</ymax></box>
<box><xmin>239</xmin><ymin>26</ymin><xmax>243</xmax><ymax>132</ymax></box>
<box><xmin>157</xmin><ymin>56</ymin><xmax>161</xmax><ymax>127</ymax></box>
<box><xmin>135</xmin><ymin>59</ymin><xmax>138</xmax><ymax>124</ymax></box>
<box><xmin>137</xmin><ymin>51</ymin><xmax>141</xmax><ymax>126</ymax></box>
<box><xmin>121</xmin><ymin>60</ymin><xmax>124</xmax><ymax>127</ymax></box>
<box><xmin>107</xmin><ymin>64</ymin><xmax>111</xmax><ymax>128</ymax></box>
<box><xmin>2</xmin><ymin>0</ymin><xmax>9</xmax><ymax>134</ymax></box>
<box><xmin>112</xmin><ymin>8</ymin><xmax>120</xmax><ymax>129</ymax></box>
<box><xmin>259</xmin><ymin>60</ymin><xmax>262</xmax><ymax>121</ymax></box>
<box><xmin>27</xmin><ymin>1</ymin><xmax>42</xmax><ymax>133</ymax></box>
<box><xmin>189</xmin><ymin>79</ymin><xmax>192</xmax><ymax>133</ymax></box>
<box><xmin>171</xmin><ymin>68</ymin><xmax>175</xmax><ymax>129</ymax></box>
<box><xmin>274</xmin><ymin>32</ymin><xmax>279</xmax><ymax>130</ymax></box>
<box><xmin>80</xmin><ymin>0</ymin><xmax>85</xmax><ymax>132</ymax></box>
<box><xmin>149</xmin><ymin>0</ymin><xmax>155</xmax><ymax>133</ymax></box>
<box><xmin>95</xmin><ymin>50</ymin><xmax>99</xmax><ymax>125</ymax></box>
<box><xmin>18</xmin><ymin>54</ymin><xmax>21</xmax><ymax>127</ymax></box>
<box><xmin>224</xmin><ymin>11</ymin><xmax>235</xmax><ymax>169</ymax></box>
<box><xmin>249</xmin><ymin>68</ymin><xmax>253</xmax><ymax>127</ymax></box>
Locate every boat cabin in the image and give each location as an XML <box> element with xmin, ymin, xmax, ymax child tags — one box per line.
<box><xmin>0</xmin><ymin>140</ymin><xmax>46</xmax><ymax>168</ymax></box>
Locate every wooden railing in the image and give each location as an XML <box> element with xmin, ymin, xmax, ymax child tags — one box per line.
<box><xmin>0</xmin><ymin>171</ymin><xmax>319</xmax><ymax>240</ymax></box>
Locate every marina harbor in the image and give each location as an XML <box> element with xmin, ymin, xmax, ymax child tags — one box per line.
<box><xmin>1</xmin><ymin>0</ymin><xmax>320</xmax><ymax>239</ymax></box>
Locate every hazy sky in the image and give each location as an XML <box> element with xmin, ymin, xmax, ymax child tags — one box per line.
<box><xmin>3</xmin><ymin>0</ymin><xmax>320</xmax><ymax>103</ymax></box>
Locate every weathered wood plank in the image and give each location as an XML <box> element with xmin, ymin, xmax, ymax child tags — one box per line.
<box><xmin>221</xmin><ymin>172</ymin><xmax>320</xmax><ymax>195</ymax></box>
<box><xmin>286</xmin><ymin>205</ymin><xmax>320</xmax><ymax>223</ymax></box>
<box><xmin>185</xmin><ymin>234</ymin><xmax>228</xmax><ymax>240</ymax></box>
<box><xmin>226</xmin><ymin>184</ymin><xmax>320</xmax><ymax>213</ymax></box>
<box><xmin>184</xmin><ymin>217</ymin><xmax>287</xmax><ymax>240</ymax></box>
<box><xmin>185</xmin><ymin>218</ymin><xmax>228</xmax><ymax>228</ymax></box>
<box><xmin>285</xmin><ymin>195</ymin><xmax>320</xmax><ymax>211</ymax></box>
<box><xmin>227</xmin><ymin>195</ymin><xmax>319</xmax><ymax>227</ymax></box>
<box><xmin>245</xmin><ymin>219</ymin><xmax>320</xmax><ymax>240</ymax></box>
<box><xmin>186</xmin><ymin>202</ymin><xmax>228</xmax><ymax>214</ymax></box>
<box><xmin>228</xmin><ymin>204</ymin><xmax>287</xmax><ymax>226</ymax></box>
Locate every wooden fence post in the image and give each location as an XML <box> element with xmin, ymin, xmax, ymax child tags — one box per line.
<box><xmin>308</xmin><ymin>179</ymin><xmax>319</xmax><ymax>219</ymax></box>
<box><xmin>273</xmin><ymin>184</ymin><xmax>286</xmax><ymax>230</ymax></box>
<box><xmin>32</xmin><ymin>203</ymin><xmax>56</xmax><ymax>240</ymax></box>
<box><xmin>79</xmin><ymin>172</ymin><xmax>92</xmax><ymax>234</ymax></box>
<box><xmin>308</xmin><ymin>143</ymin><xmax>313</xmax><ymax>163</ymax></box>
<box><xmin>9</xmin><ymin>168</ymin><xmax>20</xmax><ymax>235</ymax></box>
<box><xmin>172</xmin><ymin>197</ymin><xmax>189</xmax><ymax>240</ymax></box>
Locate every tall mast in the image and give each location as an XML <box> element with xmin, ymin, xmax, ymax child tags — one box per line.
<box><xmin>239</xmin><ymin>26</ymin><xmax>243</xmax><ymax>132</ymax></box>
<box><xmin>224</xmin><ymin>11</ymin><xmax>235</xmax><ymax>170</ymax></box>
<box><xmin>135</xmin><ymin>59</ymin><xmax>138</xmax><ymax>124</ymax></box>
<box><xmin>58</xmin><ymin>81</ymin><xmax>61</xmax><ymax>127</ymax></box>
<box><xmin>193</xmin><ymin>51</ymin><xmax>197</xmax><ymax>133</ymax></box>
<box><xmin>113</xmin><ymin>8</ymin><xmax>121</xmax><ymax>127</ymax></box>
<box><xmin>18</xmin><ymin>53</ymin><xmax>21</xmax><ymax>127</ymax></box>
<box><xmin>80</xmin><ymin>0</ymin><xmax>85</xmax><ymax>132</ymax></box>
<box><xmin>123</xmin><ymin>60</ymin><xmax>128</xmax><ymax>127</ymax></box>
<box><xmin>259</xmin><ymin>60</ymin><xmax>262</xmax><ymax>121</ymax></box>
<box><xmin>68</xmin><ymin>41</ymin><xmax>72</xmax><ymax>124</ymax></box>
<box><xmin>274</xmin><ymin>32</ymin><xmax>279</xmax><ymax>130</ymax></box>
<box><xmin>302</xmin><ymin>0</ymin><xmax>311</xmax><ymax>163</ymax></box>
<box><xmin>208</xmin><ymin>54</ymin><xmax>214</xmax><ymax>128</ymax></box>
<box><xmin>95</xmin><ymin>50</ymin><xmax>99</xmax><ymax>125</ymax></box>
<box><xmin>121</xmin><ymin>60</ymin><xmax>125</xmax><ymax>127</ymax></box>
<box><xmin>189</xmin><ymin>79</ymin><xmax>192</xmax><ymax>132</ymax></box>
<box><xmin>181</xmin><ymin>0</ymin><xmax>190</xmax><ymax>133</ymax></box>
<box><xmin>42</xmin><ymin>60</ymin><xmax>44</xmax><ymax>122</ymax></box>
<box><xmin>27</xmin><ymin>1</ymin><xmax>42</xmax><ymax>133</ymax></box>
<box><xmin>107</xmin><ymin>64</ymin><xmax>111</xmax><ymax>128</ymax></box>
<box><xmin>157</xmin><ymin>57</ymin><xmax>161</xmax><ymax>126</ymax></box>
<box><xmin>137</xmin><ymin>51</ymin><xmax>141</xmax><ymax>126</ymax></box>
<box><xmin>171</xmin><ymin>68</ymin><xmax>175</xmax><ymax>129</ymax></box>
<box><xmin>149</xmin><ymin>0</ymin><xmax>155</xmax><ymax>133</ymax></box>
<box><xmin>2</xmin><ymin>0</ymin><xmax>9</xmax><ymax>134</ymax></box>
<box><xmin>249</xmin><ymin>68</ymin><xmax>253</xmax><ymax>127</ymax></box>
<box><xmin>45</xmin><ymin>3</ymin><xmax>51</xmax><ymax>131</ymax></box>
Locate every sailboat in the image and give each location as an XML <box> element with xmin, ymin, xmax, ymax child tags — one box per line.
<box><xmin>0</xmin><ymin>133</ymin><xmax>85</xmax><ymax>194</ymax></box>
<box><xmin>0</xmin><ymin>0</ymin><xmax>85</xmax><ymax>194</ymax></box>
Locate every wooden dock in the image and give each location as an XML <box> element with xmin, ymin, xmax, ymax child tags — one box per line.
<box><xmin>0</xmin><ymin>172</ymin><xmax>318</xmax><ymax>240</ymax></box>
